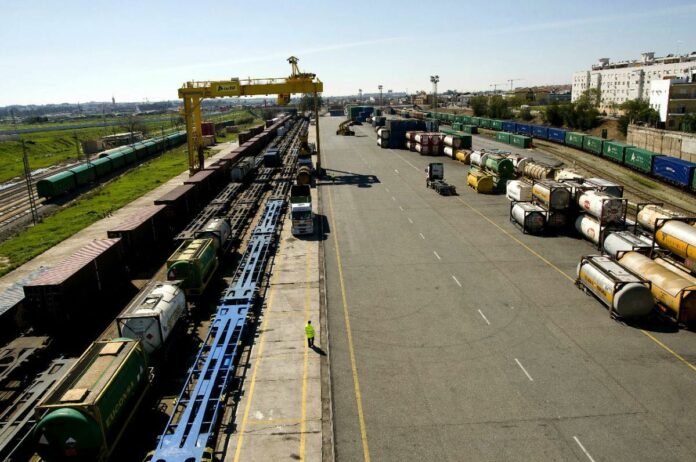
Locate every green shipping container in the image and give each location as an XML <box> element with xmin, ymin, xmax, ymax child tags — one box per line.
<box><xmin>462</xmin><ymin>125</ymin><xmax>478</xmax><ymax>134</ymax></box>
<box><xmin>106</xmin><ymin>152</ymin><xmax>127</xmax><ymax>169</ymax></box>
<box><xmin>565</xmin><ymin>132</ymin><xmax>585</xmax><ymax>148</ymax></box>
<box><xmin>462</xmin><ymin>115</ymin><xmax>472</xmax><ymax>124</ymax></box>
<box><xmin>34</xmin><ymin>339</ymin><xmax>149</xmax><ymax>461</ymax></box>
<box><xmin>490</xmin><ymin>120</ymin><xmax>503</xmax><ymax>131</ymax></box>
<box><xmin>36</xmin><ymin>171</ymin><xmax>76</xmax><ymax>198</ymax></box>
<box><xmin>479</xmin><ymin>118</ymin><xmax>492</xmax><ymax>129</ymax></box>
<box><xmin>471</xmin><ymin>117</ymin><xmax>481</xmax><ymax>126</ymax></box>
<box><xmin>122</xmin><ymin>147</ymin><xmax>137</xmax><ymax>164</ymax></box>
<box><xmin>583</xmin><ymin>136</ymin><xmax>604</xmax><ymax>155</ymax></box>
<box><xmin>625</xmin><ymin>147</ymin><xmax>661</xmax><ymax>173</ymax></box>
<box><xmin>452</xmin><ymin>122</ymin><xmax>463</xmax><ymax>131</ymax></box>
<box><xmin>603</xmin><ymin>141</ymin><xmax>631</xmax><ymax>163</ymax></box>
<box><xmin>511</xmin><ymin>135</ymin><xmax>532</xmax><ymax>149</ymax></box>
<box><xmin>69</xmin><ymin>163</ymin><xmax>97</xmax><ymax>186</ymax></box>
<box><xmin>496</xmin><ymin>132</ymin><xmax>511</xmax><ymax>144</ymax></box>
<box><xmin>91</xmin><ymin>157</ymin><xmax>113</xmax><ymax>177</ymax></box>
<box><xmin>167</xmin><ymin>238</ymin><xmax>218</xmax><ymax>295</ymax></box>
<box><xmin>459</xmin><ymin>134</ymin><xmax>472</xmax><ymax>149</ymax></box>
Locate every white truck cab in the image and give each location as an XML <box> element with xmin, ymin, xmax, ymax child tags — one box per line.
<box><xmin>291</xmin><ymin>185</ymin><xmax>314</xmax><ymax>236</ymax></box>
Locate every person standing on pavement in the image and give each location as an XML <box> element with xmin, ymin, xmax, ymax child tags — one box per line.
<box><xmin>305</xmin><ymin>320</ymin><xmax>315</xmax><ymax>348</ymax></box>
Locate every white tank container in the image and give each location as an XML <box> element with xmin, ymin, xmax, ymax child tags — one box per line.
<box><xmin>414</xmin><ymin>133</ymin><xmax>431</xmax><ymax>144</ymax></box>
<box><xmin>506</xmin><ymin>180</ymin><xmax>532</xmax><ymax>202</ymax></box>
<box><xmin>377</xmin><ymin>128</ymin><xmax>390</xmax><ymax>140</ymax></box>
<box><xmin>469</xmin><ymin>151</ymin><xmax>489</xmax><ymax>167</ymax></box>
<box><xmin>196</xmin><ymin>217</ymin><xmax>232</xmax><ymax>252</ymax></box>
<box><xmin>443</xmin><ymin>135</ymin><xmax>461</xmax><ymax>148</ymax></box>
<box><xmin>415</xmin><ymin>143</ymin><xmax>431</xmax><ymax>155</ymax></box>
<box><xmin>655</xmin><ymin>220</ymin><xmax>696</xmax><ymax>260</ymax></box>
<box><xmin>577</xmin><ymin>190</ymin><xmax>625</xmax><ymax>223</ymax></box>
<box><xmin>575</xmin><ymin>214</ymin><xmax>603</xmax><ymax>244</ymax></box>
<box><xmin>603</xmin><ymin>231</ymin><xmax>653</xmax><ymax>258</ymax></box>
<box><xmin>554</xmin><ymin>169</ymin><xmax>584</xmax><ymax>182</ymax></box>
<box><xmin>637</xmin><ymin>204</ymin><xmax>680</xmax><ymax>231</ymax></box>
<box><xmin>576</xmin><ymin>256</ymin><xmax>654</xmax><ymax>318</ymax></box>
<box><xmin>532</xmin><ymin>181</ymin><xmax>571</xmax><ymax>209</ymax></box>
<box><xmin>511</xmin><ymin>202</ymin><xmax>546</xmax><ymax>234</ymax></box>
<box><xmin>443</xmin><ymin>146</ymin><xmax>455</xmax><ymax>158</ymax></box>
<box><xmin>117</xmin><ymin>281</ymin><xmax>187</xmax><ymax>354</ymax></box>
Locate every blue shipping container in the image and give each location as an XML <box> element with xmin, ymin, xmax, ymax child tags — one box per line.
<box><xmin>547</xmin><ymin>128</ymin><xmax>566</xmax><ymax>144</ymax></box>
<box><xmin>652</xmin><ymin>156</ymin><xmax>696</xmax><ymax>187</ymax></box>
<box><xmin>516</xmin><ymin>123</ymin><xmax>532</xmax><ymax>135</ymax></box>
<box><xmin>502</xmin><ymin>121</ymin><xmax>516</xmax><ymax>132</ymax></box>
<box><xmin>532</xmin><ymin>125</ymin><xmax>548</xmax><ymax>139</ymax></box>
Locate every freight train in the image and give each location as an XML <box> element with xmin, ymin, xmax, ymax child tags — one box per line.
<box><xmin>404</xmin><ymin>110</ymin><xmax>696</xmax><ymax>193</ymax></box>
<box><xmin>22</xmin><ymin>115</ymin><xmax>303</xmax><ymax>461</ymax></box>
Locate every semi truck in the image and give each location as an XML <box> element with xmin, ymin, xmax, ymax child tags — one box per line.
<box><xmin>290</xmin><ymin>185</ymin><xmax>314</xmax><ymax>236</ymax></box>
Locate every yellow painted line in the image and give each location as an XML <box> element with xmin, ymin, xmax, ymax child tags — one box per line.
<box><xmin>299</xmin><ymin>248</ymin><xmax>312</xmax><ymax>460</ymax></box>
<box><xmin>248</xmin><ymin>418</ymin><xmax>301</xmax><ymax>426</ymax></box>
<box><xmin>327</xmin><ymin>186</ymin><xmax>372</xmax><ymax>462</ymax></box>
<box><xmin>232</xmin><ymin>251</ymin><xmax>284</xmax><ymax>462</ymax></box>
<box><xmin>640</xmin><ymin>330</ymin><xmax>696</xmax><ymax>373</ymax></box>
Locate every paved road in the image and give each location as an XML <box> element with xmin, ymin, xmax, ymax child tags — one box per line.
<box><xmin>320</xmin><ymin>117</ymin><xmax>696</xmax><ymax>462</ymax></box>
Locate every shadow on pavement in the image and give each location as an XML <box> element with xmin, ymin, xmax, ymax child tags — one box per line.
<box><xmin>318</xmin><ymin>168</ymin><xmax>380</xmax><ymax>188</ymax></box>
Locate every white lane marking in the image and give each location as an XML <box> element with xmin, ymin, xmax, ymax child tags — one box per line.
<box><xmin>407</xmin><ymin>217</ymin><xmax>413</xmax><ymax>224</ymax></box>
<box><xmin>514</xmin><ymin>358</ymin><xmax>534</xmax><ymax>382</ymax></box>
<box><xmin>452</xmin><ymin>275</ymin><xmax>462</xmax><ymax>287</ymax></box>
<box><xmin>433</xmin><ymin>251</ymin><xmax>441</xmax><ymax>260</ymax></box>
<box><xmin>573</xmin><ymin>436</ymin><xmax>596</xmax><ymax>462</ymax></box>
<box><xmin>391</xmin><ymin>196</ymin><xmax>396</xmax><ymax>201</ymax></box>
<box><xmin>399</xmin><ymin>206</ymin><xmax>404</xmax><ymax>212</ymax></box>
<box><xmin>419</xmin><ymin>233</ymin><xmax>425</xmax><ymax>240</ymax></box>
<box><xmin>394</xmin><ymin>169</ymin><xmax>399</xmax><ymax>174</ymax></box>
<box><xmin>477</xmin><ymin>309</ymin><xmax>490</xmax><ymax>325</ymax></box>
<box><xmin>398</xmin><ymin>155</ymin><xmax>420</xmax><ymax>171</ymax></box>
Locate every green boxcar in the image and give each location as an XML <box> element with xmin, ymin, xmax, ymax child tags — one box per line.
<box><xmin>565</xmin><ymin>132</ymin><xmax>585</xmax><ymax>149</ymax></box>
<box><xmin>69</xmin><ymin>163</ymin><xmax>97</xmax><ymax>186</ymax></box>
<box><xmin>462</xmin><ymin>125</ymin><xmax>478</xmax><ymax>134</ymax></box>
<box><xmin>583</xmin><ymin>136</ymin><xmax>604</xmax><ymax>155</ymax></box>
<box><xmin>106</xmin><ymin>152</ymin><xmax>127</xmax><ymax>169</ymax></box>
<box><xmin>36</xmin><ymin>171</ymin><xmax>76</xmax><ymax>198</ymax></box>
<box><xmin>479</xmin><ymin>118</ymin><xmax>492</xmax><ymax>129</ymax></box>
<box><xmin>511</xmin><ymin>135</ymin><xmax>532</xmax><ymax>149</ymax></box>
<box><xmin>496</xmin><ymin>132</ymin><xmax>511</xmax><ymax>144</ymax></box>
<box><xmin>624</xmin><ymin>147</ymin><xmax>661</xmax><ymax>173</ymax></box>
<box><xmin>122</xmin><ymin>147</ymin><xmax>137</xmax><ymax>164</ymax></box>
<box><xmin>471</xmin><ymin>117</ymin><xmax>481</xmax><ymax>126</ymax></box>
<box><xmin>34</xmin><ymin>339</ymin><xmax>149</xmax><ymax>461</ymax></box>
<box><xmin>462</xmin><ymin>115</ymin><xmax>472</xmax><ymax>124</ymax></box>
<box><xmin>452</xmin><ymin>122</ymin><xmax>463</xmax><ymax>131</ymax></box>
<box><xmin>91</xmin><ymin>157</ymin><xmax>113</xmax><ymax>178</ymax></box>
<box><xmin>602</xmin><ymin>141</ymin><xmax>631</xmax><ymax>163</ymax></box>
<box><xmin>167</xmin><ymin>238</ymin><xmax>218</xmax><ymax>295</ymax></box>
<box><xmin>490</xmin><ymin>120</ymin><xmax>503</xmax><ymax>131</ymax></box>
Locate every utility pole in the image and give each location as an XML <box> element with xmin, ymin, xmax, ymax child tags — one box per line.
<box><xmin>21</xmin><ymin>141</ymin><xmax>39</xmax><ymax>225</ymax></box>
<box><xmin>378</xmin><ymin>85</ymin><xmax>383</xmax><ymax>107</ymax></box>
<box><xmin>430</xmin><ymin>75</ymin><xmax>439</xmax><ymax>109</ymax></box>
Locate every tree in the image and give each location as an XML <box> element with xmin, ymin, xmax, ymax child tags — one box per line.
<box><xmin>543</xmin><ymin>102</ymin><xmax>564</xmax><ymax>127</ymax></box>
<box><xmin>681</xmin><ymin>113</ymin><xmax>696</xmax><ymax>133</ymax></box>
<box><xmin>487</xmin><ymin>96</ymin><xmax>512</xmax><ymax>119</ymax></box>
<box><xmin>297</xmin><ymin>93</ymin><xmax>323</xmax><ymax>113</ymax></box>
<box><xmin>519</xmin><ymin>106</ymin><xmax>534</xmax><ymax>121</ymax></box>
<box><xmin>617</xmin><ymin>98</ymin><xmax>660</xmax><ymax>135</ymax></box>
<box><xmin>469</xmin><ymin>96</ymin><xmax>488</xmax><ymax>116</ymax></box>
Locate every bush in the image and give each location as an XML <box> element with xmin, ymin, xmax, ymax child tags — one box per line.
<box><xmin>617</xmin><ymin>99</ymin><xmax>660</xmax><ymax>135</ymax></box>
<box><xmin>469</xmin><ymin>96</ymin><xmax>488</xmax><ymax>116</ymax></box>
<box><xmin>519</xmin><ymin>107</ymin><xmax>533</xmax><ymax>121</ymax></box>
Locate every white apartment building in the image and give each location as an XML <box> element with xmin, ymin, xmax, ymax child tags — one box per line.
<box><xmin>571</xmin><ymin>52</ymin><xmax>696</xmax><ymax>111</ymax></box>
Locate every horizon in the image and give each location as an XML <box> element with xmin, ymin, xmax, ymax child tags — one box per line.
<box><xmin>2</xmin><ymin>0</ymin><xmax>696</xmax><ymax>106</ymax></box>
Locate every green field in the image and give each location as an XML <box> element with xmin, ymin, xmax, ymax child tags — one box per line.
<box><xmin>0</xmin><ymin>118</ymin><xmax>261</xmax><ymax>276</ymax></box>
<box><xmin>0</xmin><ymin>110</ymin><xmax>253</xmax><ymax>183</ymax></box>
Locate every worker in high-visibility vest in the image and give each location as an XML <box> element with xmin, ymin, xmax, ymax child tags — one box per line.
<box><xmin>305</xmin><ymin>320</ymin><xmax>315</xmax><ymax>348</ymax></box>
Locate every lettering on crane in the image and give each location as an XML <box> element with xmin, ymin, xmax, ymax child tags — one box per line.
<box><xmin>216</xmin><ymin>84</ymin><xmax>238</xmax><ymax>92</ymax></box>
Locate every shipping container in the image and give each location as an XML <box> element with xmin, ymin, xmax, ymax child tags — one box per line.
<box><xmin>516</xmin><ymin>123</ymin><xmax>532</xmax><ymax>136</ymax></box>
<box><xmin>502</xmin><ymin>121</ymin><xmax>516</xmax><ymax>132</ymax></box>
<box><xmin>531</xmin><ymin>125</ymin><xmax>549</xmax><ymax>139</ymax></box>
<box><xmin>36</xmin><ymin>171</ymin><xmax>77</xmax><ymax>198</ymax></box>
<box><xmin>547</xmin><ymin>127</ymin><xmax>566</xmax><ymax>143</ymax></box>
<box><xmin>652</xmin><ymin>156</ymin><xmax>696</xmax><ymax>187</ymax></box>
<box><xmin>490</xmin><ymin>120</ymin><xmax>503</xmax><ymax>131</ymax></box>
<box><xmin>166</xmin><ymin>238</ymin><xmax>218</xmax><ymax>295</ymax></box>
<box><xmin>479</xmin><ymin>118</ymin><xmax>492</xmax><ymax>129</ymax></box>
<box><xmin>511</xmin><ymin>135</ymin><xmax>532</xmax><ymax>149</ymax></box>
<box><xmin>461</xmin><ymin>124</ymin><xmax>478</xmax><ymax>134</ymax></box>
<box><xmin>496</xmin><ymin>132</ymin><xmax>511</xmax><ymax>144</ymax></box>
<box><xmin>470</xmin><ymin>117</ymin><xmax>481</xmax><ymax>126</ymax></box>
<box><xmin>565</xmin><ymin>132</ymin><xmax>585</xmax><ymax>149</ymax></box>
<box><xmin>602</xmin><ymin>141</ymin><xmax>631</xmax><ymax>163</ymax></box>
<box><xmin>34</xmin><ymin>339</ymin><xmax>149</xmax><ymax>461</ymax></box>
<box><xmin>68</xmin><ymin>163</ymin><xmax>97</xmax><ymax>186</ymax></box>
<box><xmin>624</xmin><ymin>147</ymin><xmax>662</xmax><ymax>173</ymax></box>
<box><xmin>583</xmin><ymin>136</ymin><xmax>604</xmax><ymax>155</ymax></box>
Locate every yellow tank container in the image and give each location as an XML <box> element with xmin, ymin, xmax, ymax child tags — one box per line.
<box><xmin>618</xmin><ymin>251</ymin><xmax>696</xmax><ymax>323</ymax></box>
<box><xmin>467</xmin><ymin>169</ymin><xmax>494</xmax><ymax>194</ymax></box>
<box><xmin>655</xmin><ymin>220</ymin><xmax>696</xmax><ymax>261</ymax></box>
<box><xmin>455</xmin><ymin>150</ymin><xmax>471</xmax><ymax>164</ymax></box>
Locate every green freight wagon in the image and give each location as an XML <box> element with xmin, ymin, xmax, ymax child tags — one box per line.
<box><xmin>462</xmin><ymin>125</ymin><xmax>478</xmax><ymax>134</ymax></box>
<box><xmin>565</xmin><ymin>132</ymin><xmax>585</xmax><ymax>149</ymax></box>
<box><xmin>490</xmin><ymin>120</ymin><xmax>503</xmax><ymax>131</ymax></box>
<box><xmin>122</xmin><ymin>147</ymin><xmax>137</xmax><ymax>164</ymax></box>
<box><xmin>452</xmin><ymin>122</ymin><xmax>463</xmax><ymax>131</ymax></box>
<box><xmin>34</xmin><ymin>339</ymin><xmax>149</xmax><ymax>461</ymax></box>
<box><xmin>167</xmin><ymin>238</ymin><xmax>218</xmax><ymax>295</ymax></box>
<box><xmin>68</xmin><ymin>163</ymin><xmax>97</xmax><ymax>186</ymax></box>
<box><xmin>471</xmin><ymin>117</ymin><xmax>481</xmax><ymax>126</ymax></box>
<box><xmin>479</xmin><ymin>118</ymin><xmax>492</xmax><ymax>129</ymax></box>
<box><xmin>496</xmin><ymin>132</ymin><xmax>511</xmax><ymax>144</ymax></box>
<box><xmin>583</xmin><ymin>136</ymin><xmax>604</xmax><ymax>155</ymax></box>
<box><xmin>91</xmin><ymin>157</ymin><xmax>113</xmax><ymax>177</ymax></box>
<box><xmin>603</xmin><ymin>141</ymin><xmax>632</xmax><ymax>163</ymax></box>
<box><xmin>511</xmin><ymin>135</ymin><xmax>532</xmax><ymax>148</ymax></box>
<box><xmin>453</xmin><ymin>115</ymin><xmax>464</xmax><ymax>124</ymax></box>
<box><xmin>624</xmin><ymin>147</ymin><xmax>661</xmax><ymax>173</ymax></box>
<box><xmin>462</xmin><ymin>115</ymin><xmax>473</xmax><ymax>124</ymax></box>
<box><xmin>106</xmin><ymin>152</ymin><xmax>127</xmax><ymax>169</ymax></box>
<box><xmin>36</xmin><ymin>171</ymin><xmax>77</xmax><ymax>198</ymax></box>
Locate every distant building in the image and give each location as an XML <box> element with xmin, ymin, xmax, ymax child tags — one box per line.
<box><xmin>101</xmin><ymin>131</ymin><xmax>144</xmax><ymax>149</ymax></box>
<box><xmin>572</xmin><ymin>52</ymin><xmax>696</xmax><ymax>111</ymax></box>
<box><xmin>649</xmin><ymin>79</ymin><xmax>696</xmax><ymax>130</ymax></box>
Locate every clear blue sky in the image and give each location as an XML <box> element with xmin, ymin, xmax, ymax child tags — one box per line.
<box><xmin>2</xmin><ymin>0</ymin><xmax>696</xmax><ymax>106</ymax></box>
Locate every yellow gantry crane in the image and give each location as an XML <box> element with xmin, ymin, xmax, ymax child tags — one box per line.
<box><xmin>178</xmin><ymin>56</ymin><xmax>323</xmax><ymax>174</ymax></box>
